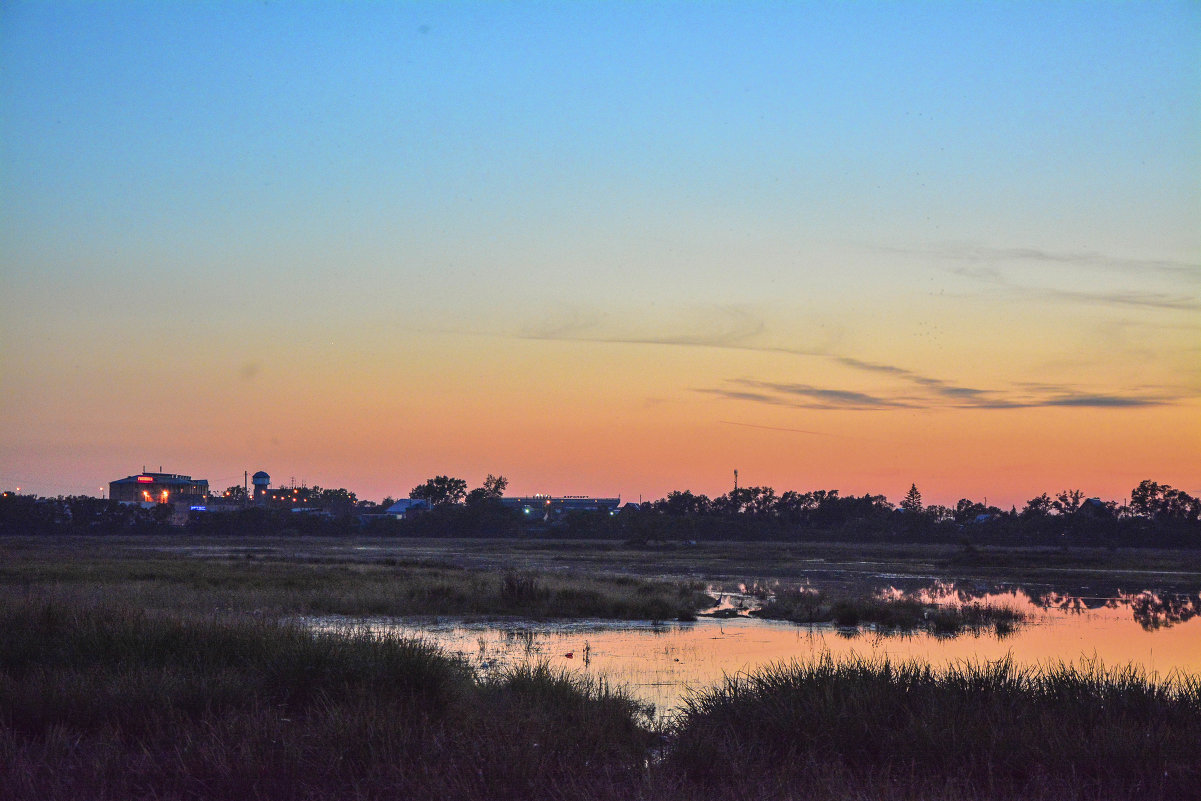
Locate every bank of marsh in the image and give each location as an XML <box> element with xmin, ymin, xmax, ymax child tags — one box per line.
<box><xmin>4</xmin><ymin>593</ymin><xmax>1201</xmax><ymax>800</ymax></box>
<box><xmin>0</xmin><ymin>546</ymin><xmax>712</xmax><ymax>621</ymax></box>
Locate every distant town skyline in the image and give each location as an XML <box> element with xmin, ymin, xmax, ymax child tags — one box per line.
<box><xmin>2</xmin><ymin>2</ymin><xmax>1198</xmax><ymax>508</ymax></box>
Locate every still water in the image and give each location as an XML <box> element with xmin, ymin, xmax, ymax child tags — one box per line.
<box><xmin>311</xmin><ymin>583</ymin><xmax>1201</xmax><ymax>717</ymax></box>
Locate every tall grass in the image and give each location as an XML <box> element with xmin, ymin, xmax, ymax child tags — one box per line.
<box><xmin>0</xmin><ymin>595</ymin><xmax>652</xmax><ymax>800</ymax></box>
<box><xmin>662</xmin><ymin>654</ymin><xmax>1201</xmax><ymax>800</ymax></box>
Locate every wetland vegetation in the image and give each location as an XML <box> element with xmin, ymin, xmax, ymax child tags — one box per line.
<box><xmin>5</xmin><ymin>592</ymin><xmax>1199</xmax><ymax>800</ymax></box>
<box><xmin>0</xmin><ymin>543</ymin><xmax>711</xmax><ymax>622</ymax></box>
<box><xmin>745</xmin><ymin>585</ymin><xmax>1025</xmax><ymax>635</ymax></box>
<box><xmin>4</xmin><ymin>535</ymin><xmax>1201</xmax><ymax>799</ymax></box>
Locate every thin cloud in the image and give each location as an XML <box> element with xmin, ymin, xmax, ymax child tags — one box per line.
<box><xmin>701</xmin><ymin>378</ymin><xmax>1181</xmax><ymax>412</ymax></box>
<box><xmin>882</xmin><ymin>242</ymin><xmax>1201</xmax><ymax>282</ymax></box>
<box><xmin>512</xmin><ymin>308</ymin><xmax>1190</xmax><ymax>411</ymax></box>
<box><xmin>740</xmin><ymin>379</ymin><xmax>916</xmax><ymax>409</ymax></box>
<box><xmin>1040</xmin><ymin>393</ymin><xmax>1171</xmax><ymax>408</ymax></box>
<box><xmin>695</xmin><ymin>388</ymin><xmax>792</xmax><ymax>407</ymax></box>
<box><xmin>521</xmin><ymin>305</ymin><xmax>772</xmax><ymax>350</ymax></box>
<box><xmin>518</xmin><ymin>308</ymin><xmax>965</xmax><ymax>394</ymax></box>
<box><xmin>1041</xmin><ymin>287</ymin><xmax>1201</xmax><ymax>312</ymax></box>
<box><xmin>718</xmin><ymin>420</ymin><xmax>843</xmax><ymax>437</ymax></box>
<box><xmin>943</xmin><ymin>264</ymin><xmax>1201</xmax><ymax>312</ymax></box>
<box><xmin>833</xmin><ymin>356</ymin><xmax>988</xmax><ymax>399</ymax></box>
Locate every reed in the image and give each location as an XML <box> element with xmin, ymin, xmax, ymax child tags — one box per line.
<box><xmin>0</xmin><ymin>594</ymin><xmax>651</xmax><ymax>801</ymax></box>
<box><xmin>662</xmin><ymin>654</ymin><xmax>1201</xmax><ymax>800</ymax></box>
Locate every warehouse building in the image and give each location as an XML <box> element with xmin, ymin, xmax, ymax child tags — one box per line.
<box><xmin>109</xmin><ymin>471</ymin><xmax>210</xmax><ymax>504</ymax></box>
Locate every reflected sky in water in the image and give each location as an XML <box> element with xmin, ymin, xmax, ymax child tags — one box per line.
<box><xmin>310</xmin><ymin>582</ymin><xmax>1201</xmax><ymax>718</ymax></box>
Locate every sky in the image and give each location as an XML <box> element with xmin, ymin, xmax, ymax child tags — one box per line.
<box><xmin>1</xmin><ymin>1</ymin><xmax>1198</xmax><ymax>508</ymax></box>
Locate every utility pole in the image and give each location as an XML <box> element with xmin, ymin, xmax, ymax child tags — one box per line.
<box><xmin>734</xmin><ymin>469</ymin><xmax>739</xmax><ymax>492</ymax></box>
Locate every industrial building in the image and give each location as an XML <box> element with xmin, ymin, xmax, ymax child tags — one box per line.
<box><xmin>500</xmin><ymin>495</ymin><xmax>621</xmax><ymax>519</ymax></box>
<box><xmin>109</xmin><ymin>471</ymin><xmax>209</xmax><ymax>504</ymax></box>
<box><xmin>252</xmin><ymin>471</ymin><xmax>270</xmax><ymax>501</ymax></box>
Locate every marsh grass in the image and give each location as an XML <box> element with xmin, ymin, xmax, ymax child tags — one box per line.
<box><xmin>0</xmin><ymin>595</ymin><xmax>653</xmax><ymax>801</ymax></box>
<box><xmin>663</xmin><ymin>654</ymin><xmax>1201</xmax><ymax>800</ymax></box>
<box><xmin>0</xmin><ymin>552</ymin><xmax>712</xmax><ymax>621</ymax></box>
<box><xmin>751</xmin><ymin>587</ymin><xmax>1025</xmax><ymax>635</ymax></box>
<box><xmin>4</xmin><ymin>594</ymin><xmax>1201</xmax><ymax>800</ymax></box>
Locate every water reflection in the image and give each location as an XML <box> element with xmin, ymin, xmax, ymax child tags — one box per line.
<box><xmin>308</xmin><ymin>579</ymin><xmax>1201</xmax><ymax>718</ymax></box>
<box><xmin>1126</xmin><ymin>591</ymin><xmax>1200</xmax><ymax>630</ymax></box>
<box><xmin>732</xmin><ymin>578</ymin><xmax>1201</xmax><ymax>633</ymax></box>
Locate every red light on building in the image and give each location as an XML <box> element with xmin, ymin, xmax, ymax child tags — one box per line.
<box><xmin>137</xmin><ymin>475</ymin><xmax>154</xmax><ymax>483</ymax></box>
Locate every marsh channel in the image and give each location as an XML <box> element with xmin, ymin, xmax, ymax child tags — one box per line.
<box><xmin>307</xmin><ymin>579</ymin><xmax>1201</xmax><ymax>719</ymax></box>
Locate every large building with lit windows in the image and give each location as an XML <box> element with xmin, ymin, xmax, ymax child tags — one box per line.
<box><xmin>109</xmin><ymin>471</ymin><xmax>209</xmax><ymax>504</ymax></box>
<box><xmin>500</xmin><ymin>495</ymin><xmax>621</xmax><ymax>519</ymax></box>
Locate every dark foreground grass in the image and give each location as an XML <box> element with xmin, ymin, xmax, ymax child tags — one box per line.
<box><xmin>663</xmin><ymin>655</ymin><xmax>1201</xmax><ymax>801</ymax></box>
<box><xmin>0</xmin><ymin>595</ymin><xmax>653</xmax><ymax>801</ymax></box>
<box><xmin>5</xmin><ymin>595</ymin><xmax>1200</xmax><ymax>800</ymax></box>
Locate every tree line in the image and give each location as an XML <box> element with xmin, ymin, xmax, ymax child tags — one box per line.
<box><xmin>1</xmin><ymin>477</ymin><xmax>1198</xmax><ymax>546</ymax></box>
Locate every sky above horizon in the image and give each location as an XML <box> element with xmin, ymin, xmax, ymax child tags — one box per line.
<box><xmin>2</xmin><ymin>1</ymin><xmax>1198</xmax><ymax>508</ymax></box>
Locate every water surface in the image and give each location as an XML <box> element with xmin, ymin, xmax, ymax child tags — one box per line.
<box><xmin>313</xmin><ymin>582</ymin><xmax>1201</xmax><ymax>717</ymax></box>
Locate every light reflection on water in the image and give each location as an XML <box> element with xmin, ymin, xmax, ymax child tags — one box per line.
<box><xmin>309</xmin><ymin>586</ymin><xmax>1201</xmax><ymax>718</ymax></box>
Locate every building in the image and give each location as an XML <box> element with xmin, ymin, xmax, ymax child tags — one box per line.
<box><xmin>500</xmin><ymin>495</ymin><xmax>621</xmax><ymax>519</ymax></box>
<box><xmin>385</xmin><ymin>498</ymin><xmax>430</xmax><ymax>519</ymax></box>
<box><xmin>252</xmin><ymin>471</ymin><xmax>271</xmax><ymax>502</ymax></box>
<box><xmin>264</xmin><ymin>486</ymin><xmax>317</xmax><ymax>508</ymax></box>
<box><xmin>109</xmin><ymin>471</ymin><xmax>209</xmax><ymax>504</ymax></box>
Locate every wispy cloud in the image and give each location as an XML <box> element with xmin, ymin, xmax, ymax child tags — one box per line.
<box><xmin>941</xmin><ymin>263</ymin><xmax>1201</xmax><ymax>312</ymax></box>
<box><xmin>881</xmin><ymin>242</ymin><xmax>1201</xmax><ymax>282</ymax></box>
<box><xmin>718</xmin><ymin>420</ymin><xmax>844</xmax><ymax>437</ymax></box>
<box><xmin>520</xmin><ymin>305</ymin><xmax>776</xmax><ymax>350</ymax></box>
<box><xmin>1040</xmin><ymin>287</ymin><xmax>1201</xmax><ymax>312</ymax></box>
<box><xmin>1038</xmin><ymin>393</ymin><xmax>1172</xmax><ymax>408</ymax></box>
<box><xmin>698</xmin><ymin>378</ymin><xmax>1181</xmax><ymax>412</ymax></box>
<box><xmin>511</xmin><ymin>306</ymin><xmax>1191</xmax><ymax>412</ymax></box>
<box><xmin>695</xmin><ymin>388</ymin><xmax>792</xmax><ymax>407</ymax></box>
<box><xmin>738</xmin><ymin>379</ymin><xmax>916</xmax><ymax>410</ymax></box>
<box><xmin>832</xmin><ymin>356</ymin><xmax>989</xmax><ymax>399</ymax></box>
<box><xmin>882</xmin><ymin>241</ymin><xmax>1201</xmax><ymax>312</ymax></box>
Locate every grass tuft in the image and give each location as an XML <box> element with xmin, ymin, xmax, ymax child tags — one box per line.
<box><xmin>752</xmin><ymin>587</ymin><xmax>1025</xmax><ymax>635</ymax></box>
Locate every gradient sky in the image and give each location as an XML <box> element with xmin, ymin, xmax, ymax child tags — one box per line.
<box><xmin>2</xmin><ymin>1</ymin><xmax>1198</xmax><ymax>507</ymax></box>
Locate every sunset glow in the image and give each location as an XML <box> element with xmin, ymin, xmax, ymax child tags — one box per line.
<box><xmin>1</xmin><ymin>2</ymin><xmax>1197</xmax><ymax>507</ymax></box>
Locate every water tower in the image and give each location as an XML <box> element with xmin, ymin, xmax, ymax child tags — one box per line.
<box><xmin>252</xmin><ymin>471</ymin><xmax>270</xmax><ymax>503</ymax></box>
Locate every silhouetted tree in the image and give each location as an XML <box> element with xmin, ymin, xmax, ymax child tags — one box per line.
<box><xmin>900</xmin><ymin>484</ymin><xmax>923</xmax><ymax>514</ymax></box>
<box><xmin>1053</xmin><ymin>489</ymin><xmax>1084</xmax><ymax>515</ymax></box>
<box><xmin>775</xmin><ymin>490</ymin><xmax>814</xmax><ymax>523</ymax></box>
<box><xmin>925</xmin><ymin>504</ymin><xmax>954</xmax><ymax>523</ymax></box>
<box><xmin>410</xmin><ymin>476</ymin><xmax>468</xmax><ymax>506</ymax></box>
<box><xmin>654</xmin><ymin>490</ymin><xmax>712</xmax><ymax>516</ymax></box>
<box><xmin>1130</xmin><ymin>480</ymin><xmax>1200</xmax><ymax>521</ymax></box>
<box><xmin>465</xmin><ymin>474</ymin><xmax>508</xmax><ymax>506</ymax></box>
<box><xmin>317</xmin><ymin>487</ymin><xmax>357</xmax><ymax>515</ymax></box>
<box><xmin>222</xmin><ymin>485</ymin><xmax>248</xmax><ymax>502</ymax></box>
<box><xmin>1022</xmin><ymin>493</ymin><xmax>1053</xmax><ymax>517</ymax></box>
<box><xmin>954</xmin><ymin>499</ymin><xmax>988</xmax><ymax>524</ymax></box>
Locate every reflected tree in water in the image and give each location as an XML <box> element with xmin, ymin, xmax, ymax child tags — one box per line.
<box><xmin>1127</xmin><ymin>591</ymin><xmax>1200</xmax><ymax>631</ymax></box>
